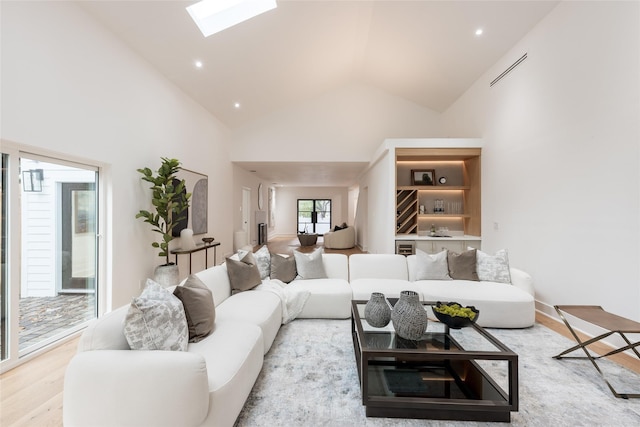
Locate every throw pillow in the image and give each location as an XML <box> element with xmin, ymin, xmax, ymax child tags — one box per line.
<box><xmin>415</xmin><ymin>249</ymin><xmax>451</xmax><ymax>280</ymax></box>
<box><xmin>293</xmin><ymin>247</ymin><xmax>327</xmax><ymax>280</ymax></box>
<box><xmin>447</xmin><ymin>249</ymin><xmax>479</xmax><ymax>281</ymax></box>
<box><xmin>226</xmin><ymin>251</ymin><xmax>262</xmax><ymax>293</ymax></box>
<box><xmin>270</xmin><ymin>253</ymin><xmax>297</xmax><ymax>283</ymax></box>
<box><xmin>474</xmin><ymin>248</ymin><xmax>511</xmax><ymax>283</ymax></box>
<box><xmin>239</xmin><ymin>245</ymin><xmax>271</xmax><ymax>279</ymax></box>
<box><xmin>124</xmin><ymin>279</ymin><xmax>188</xmax><ymax>351</ymax></box>
<box><xmin>173</xmin><ymin>275</ymin><xmax>215</xmax><ymax>343</ymax></box>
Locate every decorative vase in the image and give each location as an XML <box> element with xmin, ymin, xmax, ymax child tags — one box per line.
<box><xmin>364</xmin><ymin>292</ymin><xmax>391</xmax><ymax>327</ymax></box>
<box><xmin>153</xmin><ymin>264</ymin><xmax>179</xmax><ymax>287</ymax></box>
<box><xmin>391</xmin><ymin>290</ymin><xmax>428</xmax><ymax>340</ymax></box>
<box><xmin>180</xmin><ymin>228</ymin><xmax>195</xmax><ymax>250</ymax></box>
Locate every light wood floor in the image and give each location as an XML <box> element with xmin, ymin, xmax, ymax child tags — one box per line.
<box><xmin>2</xmin><ymin>242</ymin><xmax>638</xmax><ymax>426</ymax></box>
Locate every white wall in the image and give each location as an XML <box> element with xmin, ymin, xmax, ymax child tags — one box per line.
<box><xmin>441</xmin><ymin>1</ymin><xmax>640</xmax><ymax>321</ymax></box>
<box><xmin>1</xmin><ymin>2</ymin><xmax>233</xmax><ymax>310</ymax></box>
<box><xmin>270</xmin><ymin>186</ymin><xmax>349</xmax><ymax>238</ymax></box>
<box><xmin>230</xmin><ymin>83</ymin><xmax>443</xmax><ymax>162</ymax></box>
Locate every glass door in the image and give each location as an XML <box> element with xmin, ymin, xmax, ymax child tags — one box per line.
<box><xmin>297</xmin><ymin>199</ymin><xmax>331</xmax><ymax>234</ymax></box>
<box><xmin>17</xmin><ymin>156</ymin><xmax>98</xmax><ymax>354</ymax></box>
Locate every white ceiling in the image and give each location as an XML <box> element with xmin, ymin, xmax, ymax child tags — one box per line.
<box><xmin>78</xmin><ymin>0</ymin><xmax>560</xmax><ymax>186</ymax></box>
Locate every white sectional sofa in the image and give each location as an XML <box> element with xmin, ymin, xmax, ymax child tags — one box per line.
<box><xmin>64</xmin><ymin>251</ymin><xmax>535</xmax><ymax>426</ymax></box>
<box><xmin>349</xmin><ymin>253</ymin><xmax>536</xmax><ymax>328</ymax></box>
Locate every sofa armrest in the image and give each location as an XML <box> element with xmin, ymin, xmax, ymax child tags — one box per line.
<box><xmin>510</xmin><ymin>267</ymin><xmax>535</xmax><ymax>297</ymax></box>
<box><xmin>64</xmin><ymin>350</ymin><xmax>209</xmax><ymax>427</ymax></box>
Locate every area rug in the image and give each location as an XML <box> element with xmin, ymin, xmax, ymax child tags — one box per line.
<box><xmin>234</xmin><ymin>319</ymin><xmax>640</xmax><ymax>426</ymax></box>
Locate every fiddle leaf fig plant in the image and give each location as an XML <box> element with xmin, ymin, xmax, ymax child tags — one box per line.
<box><xmin>136</xmin><ymin>157</ymin><xmax>191</xmax><ymax>266</ymax></box>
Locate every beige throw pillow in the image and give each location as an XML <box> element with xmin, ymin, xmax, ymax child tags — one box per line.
<box><xmin>270</xmin><ymin>253</ymin><xmax>297</xmax><ymax>283</ymax></box>
<box><xmin>173</xmin><ymin>275</ymin><xmax>215</xmax><ymax>343</ymax></box>
<box><xmin>447</xmin><ymin>249</ymin><xmax>479</xmax><ymax>281</ymax></box>
<box><xmin>226</xmin><ymin>251</ymin><xmax>262</xmax><ymax>293</ymax></box>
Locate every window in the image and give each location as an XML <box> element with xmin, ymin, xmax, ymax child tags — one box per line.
<box><xmin>297</xmin><ymin>199</ymin><xmax>331</xmax><ymax>234</ymax></box>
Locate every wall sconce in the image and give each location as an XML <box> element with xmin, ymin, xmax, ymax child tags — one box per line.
<box><xmin>22</xmin><ymin>169</ymin><xmax>44</xmax><ymax>192</ymax></box>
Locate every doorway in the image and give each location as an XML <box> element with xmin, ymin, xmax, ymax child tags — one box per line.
<box><xmin>297</xmin><ymin>199</ymin><xmax>331</xmax><ymax>234</ymax></box>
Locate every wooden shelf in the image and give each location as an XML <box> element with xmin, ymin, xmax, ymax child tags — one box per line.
<box><xmin>418</xmin><ymin>214</ymin><xmax>471</xmax><ymax>219</ymax></box>
<box><xmin>397</xmin><ymin>185</ymin><xmax>470</xmax><ymax>191</ymax></box>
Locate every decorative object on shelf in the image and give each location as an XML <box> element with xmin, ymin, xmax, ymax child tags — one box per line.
<box><xmin>180</xmin><ymin>228</ymin><xmax>196</xmax><ymax>250</ymax></box>
<box><xmin>136</xmin><ymin>157</ymin><xmax>192</xmax><ymax>286</ymax></box>
<box><xmin>391</xmin><ymin>290</ymin><xmax>428</xmax><ymax>340</ymax></box>
<box><xmin>411</xmin><ymin>169</ymin><xmax>435</xmax><ymax>186</ymax></box>
<box><xmin>438</xmin><ymin>176</ymin><xmax>447</xmax><ymax>185</ymax></box>
<box><xmin>433</xmin><ymin>301</ymin><xmax>480</xmax><ymax>329</ymax></box>
<box><xmin>419</xmin><ymin>205</ymin><xmax>425</xmax><ymax>214</ymax></box>
<box><xmin>434</xmin><ymin>199</ymin><xmax>445</xmax><ymax>213</ymax></box>
<box><xmin>258</xmin><ymin>183</ymin><xmax>264</xmax><ymax>209</ymax></box>
<box><xmin>202</xmin><ymin>237</ymin><xmax>215</xmax><ymax>245</ymax></box>
<box><xmin>364</xmin><ymin>292</ymin><xmax>391</xmax><ymax>327</ymax></box>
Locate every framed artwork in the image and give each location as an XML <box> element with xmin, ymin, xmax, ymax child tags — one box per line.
<box><xmin>411</xmin><ymin>169</ymin><xmax>436</xmax><ymax>186</ymax></box>
<box><xmin>172</xmin><ymin>168</ymin><xmax>208</xmax><ymax>236</ymax></box>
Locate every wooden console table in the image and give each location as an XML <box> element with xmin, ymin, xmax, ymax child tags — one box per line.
<box><xmin>553</xmin><ymin>305</ymin><xmax>640</xmax><ymax>398</ymax></box>
<box><xmin>170</xmin><ymin>242</ymin><xmax>220</xmax><ymax>274</ymax></box>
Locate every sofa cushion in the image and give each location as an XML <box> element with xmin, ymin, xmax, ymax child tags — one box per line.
<box><xmin>293</xmin><ymin>247</ymin><xmax>327</xmax><ymax>279</ymax></box>
<box><xmin>350</xmin><ymin>278</ymin><xmax>421</xmax><ymax>301</ymax></box>
<box><xmin>349</xmin><ymin>254</ymin><xmax>409</xmax><ymax>281</ymax></box>
<box><xmin>415</xmin><ymin>279</ymin><xmax>535</xmax><ymax>328</ymax></box>
<box><xmin>215</xmin><ymin>290</ymin><xmax>282</xmax><ymax>354</ymax></box>
<box><xmin>288</xmin><ymin>278</ymin><xmax>352</xmax><ymax>319</ymax></box>
<box><xmin>415</xmin><ymin>249</ymin><xmax>451</xmax><ymax>280</ymax></box>
<box><xmin>447</xmin><ymin>249</ymin><xmax>479</xmax><ymax>281</ymax></box>
<box><xmin>173</xmin><ymin>275</ymin><xmax>216</xmax><ymax>343</ymax></box>
<box><xmin>124</xmin><ymin>279</ymin><xmax>188</xmax><ymax>351</ymax></box>
<box><xmin>475</xmin><ymin>248</ymin><xmax>511</xmax><ymax>284</ymax></box>
<box><xmin>270</xmin><ymin>253</ymin><xmax>297</xmax><ymax>283</ymax></box>
<box><xmin>226</xmin><ymin>251</ymin><xmax>261</xmax><ymax>292</ymax></box>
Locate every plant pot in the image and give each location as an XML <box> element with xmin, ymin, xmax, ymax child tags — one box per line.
<box><xmin>364</xmin><ymin>292</ymin><xmax>391</xmax><ymax>327</ymax></box>
<box><xmin>391</xmin><ymin>290</ymin><xmax>428</xmax><ymax>340</ymax></box>
<box><xmin>153</xmin><ymin>264</ymin><xmax>179</xmax><ymax>287</ymax></box>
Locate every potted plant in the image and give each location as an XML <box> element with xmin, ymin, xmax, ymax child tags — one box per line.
<box><xmin>136</xmin><ymin>157</ymin><xmax>191</xmax><ymax>286</ymax></box>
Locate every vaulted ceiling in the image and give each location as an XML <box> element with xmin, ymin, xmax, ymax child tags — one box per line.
<box><xmin>79</xmin><ymin>0</ymin><xmax>559</xmax><ymax>186</ymax></box>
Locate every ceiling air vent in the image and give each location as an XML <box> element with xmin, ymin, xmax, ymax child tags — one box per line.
<box><xmin>490</xmin><ymin>53</ymin><xmax>528</xmax><ymax>87</ymax></box>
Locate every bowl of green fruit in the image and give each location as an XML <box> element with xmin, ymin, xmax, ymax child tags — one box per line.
<box><xmin>433</xmin><ymin>302</ymin><xmax>480</xmax><ymax>329</ymax></box>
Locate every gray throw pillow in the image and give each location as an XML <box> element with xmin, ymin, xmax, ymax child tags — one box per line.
<box><xmin>270</xmin><ymin>253</ymin><xmax>297</xmax><ymax>283</ymax></box>
<box><xmin>226</xmin><ymin>251</ymin><xmax>262</xmax><ymax>292</ymax></box>
<box><xmin>447</xmin><ymin>249</ymin><xmax>479</xmax><ymax>281</ymax></box>
<box><xmin>293</xmin><ymin>247</ymin><xmax>327</xmax><ymax>280</ymax></box>
<box><xmin>124</xmin><ymin>279</ymin><xmax>188</xmax><ymax>351</ymax></box>
<box><xmin>415</xmin><ymin>249</ymin><xmax>451</xmax><ymax>280</ymax></box>
<box><xmin>173</xmin><ymin>275</ymin><xmax>215</xmax><ymax>343</ymax></box>
<box><xmin>475</xmin><ymin>248</ymin><xmax>511</xmax><ymax>283</ymax></box>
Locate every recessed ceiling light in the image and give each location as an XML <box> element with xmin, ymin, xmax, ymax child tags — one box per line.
<box><xmin>186</xmin><ymin>0</ymin><xmax>278</xmax><ymax>38</ymax></box>
<box><xmin>475</xmin><ymin>28</ymin><xmax>484</xmax><ymax>36</ymax></box>
<box><xmin>195</xmin><ymin>60</ymin><xmax>203</xmax><ymax>68</ymax></box>
<box><xmin>234</xmin><ymin>102</ymin><xmax>241</xmax><ymax>109</ymax></box>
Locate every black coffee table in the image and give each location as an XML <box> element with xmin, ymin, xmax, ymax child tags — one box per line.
<box><xmin>351</xmin><ymin>300</ymin><xmax>519</xmax><ymax>422</ymax></box>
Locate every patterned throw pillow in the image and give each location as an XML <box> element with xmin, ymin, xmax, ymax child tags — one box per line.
<box><xmin>226</xmin><ymin>251</ymin><xmax>262</xmax><ymax>292</ymax></box>
<box><xmin>447</xmin><ymin>249</ymin><xmax>479</xmax><ymax>281</ymax></box>
<box><xmin>475</xmin><ymin>248</ymin><xmax>511</xmax><ymax>283</ymax></box>
<box><xmin>173</xmin><ymin>275</ymin><xmax>215</xmax><ymax>343</ymax></box>
<box><xmin>124</xmin><ymin>279</ymin><xmax>188</xmax><ymax>351</ymax></box>
<box><xmin>293</xmin><ymin>247</ymin><xmax>327</xmax><ymax>280</ymax></box>
<box><xmin>270</xmin><ymin>253</ymin><xmax>297</xmax><ymax>283</ymax></box>
<box><xmin>415</xmin><ymin>249</ymin><xmax>451</xmax><ymax>280</ymax></box>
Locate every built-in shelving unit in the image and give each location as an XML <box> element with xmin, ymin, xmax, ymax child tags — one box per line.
<box><xmin>395</xmin><ymin>148</ymin><xmax>481</xmax><ymax>236</ymax></box>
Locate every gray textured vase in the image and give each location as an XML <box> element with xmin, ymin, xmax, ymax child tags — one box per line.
<box><xmin>391</xmin><ymin>290</ymin><xmax>428</xmax><ymax>340</ymax></box>
<box><xmin>153</xmin><ymin>264</ymin><xmax>179</xmax><ymax>287</ymax></box>
<box><xmin>364</xmin><ymin>292</ymin><xmax>391</xmax><ymax>327</ymax></box>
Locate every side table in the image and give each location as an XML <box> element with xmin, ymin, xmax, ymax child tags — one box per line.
<box><xmin>170</xmin><ymin>241</ymin><xmax>220</xmax><ymax>274</ymax></box>
<box><xmin>297</xmin><ymin>233</ymin><xmax>318</xmax><ymax>246</ymax></box>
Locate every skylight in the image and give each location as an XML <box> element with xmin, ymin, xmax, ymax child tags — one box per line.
<box><xmin>186</xmin><ymin>0</ymin><xmax>277</xmax><ymax>37</ymax></box>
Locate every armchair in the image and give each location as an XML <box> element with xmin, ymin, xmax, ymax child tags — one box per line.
<box><xmin>323</xmin><ymin>226</ymin><xmax>355</xmax><ymax>249</ymax></box>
